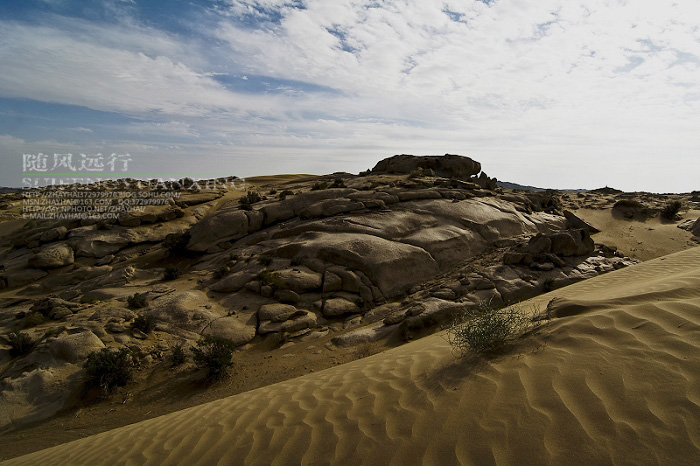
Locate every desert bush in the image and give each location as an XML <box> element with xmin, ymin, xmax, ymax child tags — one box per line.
<box><xmin>446</xmin><ymin>303</ymin><xmax>537</xmax><ymax>355</ymax></box>
<box><xmin>258</xmin><ymin>255</ymin><xmax>273</xmax><ymax>266</ymax></box>
<box><xmin>163</xmin><ymin>265</ymin><xmax>181</xmax><ymax>281</ymax></box>
<box><xmin>660</xmin><ymin>200</ymin><xmax>682</xmax><ymax>220</ymax></box>
<box><xmin>127</xmin><ymin>292</ymin><xmax>148</xmax><ymax>309</ymax></box>
<box><xmin>331</xmin><ymin>177</ymin><xmax>346</xmax><ymax>188</ymax></box>
<box><xmin>83</xmin><ymin>347</ymin><xmax>134</xmax><ymax>396</ymax></box>
<box><xmin>358</xmin><ymin>169</ymin><xmax>371</xmax><ymax>177</ymax></box>
<box><xmin>171</xmin><ymin>344</ymin><xmax>186</xmax><ymax>367</ymax></box>
<box><xmin>191</xmin><ymin>335</ymin><xmax>236</xmax><ymax>381</ymax></box>
<box><xmin>132</xmin><ymin>314</ymin><xmax>156</xmax><ymax>334</ymax></box>
<box><xmin>163</xmin><ymin>232</ymin><xmax>191</xmax><ymax>255</ymax></box>
<box><xmin>213</xmin><ymin>266</ymin><xmax>230</xmax><ymax>280</ymax></box>
<box><xmin>278</xmin><ymin>189</ymin><xmax>294</xmax><ymax>200</ymax></box>
<box><xmin>311</xmin><ymin>182</ymin><xmax>328</xmax><ymax>191</ymax></box>
<box><xmin>8</xmin><ymin>332</ymin><xmax>34</xmax><ymax>357</ymax></box>
<box><xmin>268</xmin><ymin>188</ymin><xmax>277</xmax><ymax>195</ymax></box>
<box><xmin>239</xmin><ymin>190</ymin><xmax>262</xmax><ymax>210</ymax></box>
<box><xmin>408</xmin><ymin>168</ymin><xmax>424</xmax><ymax>179</ymax></box>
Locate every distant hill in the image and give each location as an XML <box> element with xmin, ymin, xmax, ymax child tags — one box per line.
<box><xmin>0</xmin><ymin>187</ymin><xmax>22</xmax><ymax>194</ymax></box>
<box><xmin>497</xmin><ymin>181</ymin><xmax>588</xmax><ymax>193</ymax></box>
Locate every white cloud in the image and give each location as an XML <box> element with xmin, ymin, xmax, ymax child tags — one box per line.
<box><xmin>1</xmin><ymin>1</ymin><xmax>699</xmax><ymax>192</ymax></box>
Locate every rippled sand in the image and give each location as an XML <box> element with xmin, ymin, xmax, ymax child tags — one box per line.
<box><xmin>4</xmin><ymin>247</ymin><xmax>700</xmax><ymax>465</ymax></box>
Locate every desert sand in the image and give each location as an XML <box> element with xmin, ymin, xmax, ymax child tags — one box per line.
<box><xmin>4</xmin><ymin>245</ymin><xmax>699</xmax><ymax>465</ymax></box>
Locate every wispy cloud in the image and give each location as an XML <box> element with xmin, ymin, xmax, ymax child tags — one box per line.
<box><xmin>0</xmin><ymin>1</ymin><xmax>698</xmax><ymax>191</ymax></box>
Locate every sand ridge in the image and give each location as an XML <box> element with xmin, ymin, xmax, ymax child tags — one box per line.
<box><xmin>3</xmin><ymin>247</ymin><xmax>700</xmax><ymax>465</ymax></box>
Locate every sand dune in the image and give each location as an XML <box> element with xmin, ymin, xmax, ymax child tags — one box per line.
<box><xmin>4</xmin><ymin>248</ymin><xmax>700</xmax><ymax>465</ymax></box>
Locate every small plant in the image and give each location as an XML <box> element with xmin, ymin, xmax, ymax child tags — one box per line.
<box><xmin>311</xmin><ymin>182</ymin><xmax>328</xmax><ymax>191</ymax></box>
<box><xmin>83</xmin><ymin>347</ymin><xmax>134</xmax><ymax>396</ymax></box>
<box><xmin>408</xmin><ymin>168</ymin><xmax>424</xmax><ymax>179</ymax></box>
<box><xmin>163</xmin><ymin>265</ymin><xmax>181</xmax><ymax>281</ymax></box>
<box><xmin>8</xmin><ymin>332</ymin><xmax>34</xmax><ymax>357</ymax></box>
<box><xmin>239</xmin><ymin>190</ymin><xmax>262</xmax><ymax>209</ymax></box>
<box><xmin>331</xmin><ymin>177</ymin><xmax>346</xmax><ymax>188</ymax></box>
<box><xmin>358</xmin><ymin>169</ymin><xmax>371</xmax><ymax>177</ymax></box>
<box><xmin>446</xmin><ymin>302</ymin><xmax>537</xmax><ymax>356</ymax></box>
<box><xmin>258</xmin><ymin>255</ymin><xmax>273</xmax><ymax>266</ymax></box>
<box><xmin>279</xmin><ymin>189</ymin><xmax>294</xmax><ymax>200</ymax></box>
<box><xmin>213</xmin><ymin>266</ymin><xmax>230</xmax><ymax>280</ymax></box>
<box><xmin>127</xmin><ymin>292</ymin><xmax>148</xmax><ymax>309</ymax></box>
<box><xmin>191</xmin><ymin>335</ymin><xmax>237</xmax><ymax>381</ymax></box>
<box><xmin>268</xmin><ymin>188</ymin><xmax>277</xmax><ymax>195</ymax></box>
<box><xmin>660</xmin><ymin>200</ymin><xmax>682</xmax><ymax>220</ymax></box>
<box><xmin>132</xmin><ymin>314</ymin><xmax>156</xmax><ymax>334</ymax></box>
<box><xmin>171</xmin><ymin>344</ymin><xmax>186</xmax><ymax>367</ymax></box>
<box><xmin>164</xmin><ymin>232</ymin><xmax>191</xmax><ymax>255</ymax></box>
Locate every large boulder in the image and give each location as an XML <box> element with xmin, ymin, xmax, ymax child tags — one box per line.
<box><xmin>187</xmin><ymin>207</ymin><xmax>249</xmax><ymax>252</ymax></box>
<box><xmin>29</xmin><ymin>243</ymin><xmax>74</xmax><ymax>268</ymax></box>
<box><xmin>370</xmin><ymin>154</ymin><xmax>481</xmax><ymax>179</ymax></box>
<box><xmin>49</xmin><ymin>331</ymin><xmax>105</xmax><ymax>363</ymax></box>
<box><xmin>269</xmin><ymin>268</ymin><xmax>323</xmax><ymax>294</ymax></box>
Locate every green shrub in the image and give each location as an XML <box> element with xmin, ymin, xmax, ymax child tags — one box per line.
<box><xmin>171</xmin><ymin>344</ymin><xmax>186</xmax><ymax>367</ymax></box>
<box><xmin>132</xmin><ymin>314</ymin><xmax>156</xmax><ymax>334</ymax></box>
<box><xmin>213</xmin><ymin>266</ymin><xmax>230</xmax><ymax>280</ymax></box>
<box><xmin>83</xmin><ymin>348</ymin><xmax>134</xmax><ymax>396</ymax></box>
<box><xmin>660</xmin><ymin>200</ymin><xmax>682</xmax><ymax>220</ymax></box>
<box><xmin>446</xmin><ymin>303</ymin><xmax>537</xmax><ymax>355</ymax></box>
<box><xmin>127</xmin><ymin>292</ymin><xmax>148</xmax><ymax>309</ymax></box>
<box><xmin>258</xmin><ymin>256</ymin><xmax>273</xmax><ymax>266</ymax></box>
<box><xmin>239</xmin><ymin>190</ymin><xmax>262</xmax><ymax>209</ymax></box>
<box><xmin>8</xmin><ymin>332</ymin><xmax>34</xmax><ymax>357</ymax></box>
<box><xmin>191</xmin><ymin>335</ymin><xmax>236</xmax><ymax>381</ymax></box>
<box><xmin>163</xmin><ymin>265</ymin><xmax>181</xmax><ymax>281</ymax></box>
<box><xmin>279</xmin><ymin>189</ymin><xmax>294</xmax><ymax>200</ymax></box>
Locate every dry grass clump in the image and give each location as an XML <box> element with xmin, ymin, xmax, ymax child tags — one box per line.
<box><xmin>446</xmin><ymin>302</ymin><xmax>539</xmax><ymax>356</ymax></box>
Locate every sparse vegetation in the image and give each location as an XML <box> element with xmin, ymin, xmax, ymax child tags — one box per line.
<box><xmin>278</xmin><ymin>189</ymin><xmax>294</xmax><ymax>200</ymax></box>
<box><xmin>163</xmin><ymin>265</ymin><xmax>181</xmax><ymax>281</ymax></box>
<box><xmin>191</xmin><ymin>335</ymin><xmax>237</xmax><ymax>381</ymax></box>
<box><xmin>268</xmin><ymin>188</ymin><xmax>277</xmax><ymax>195</ymax></box>
<box><xmin>83</xmin><ymin>348</ymin><xmax>134</xmax><ymax>396</ymax></box>
<box><xmin>239</xmin><ymin>190</ymin><xmax>262</xmax><ymax>210</ymax></box>
<box><xmin>8</xmin><ymin>332</ymin><xmax>34</xmax><ymax>357</ymax></box>
<box><xmin>132</xmin><ymin>314</ymin><xmax>156</xmax><ymax>334</ymax></box>
<box><xmin>213</xmin><ymin>266</ymin><xmax>230</xmax><ymax>280</ymax></box>
<box><xmin>127</xmin><ymin>292</ymin><xmax>148</xmax><ymax>309</ymax></box>
<box><xmin>258</xmin><ymin>255</ymin><xmax>273</xmax><ymax>266</ymax></box>
<box><xmin>164</xmin><ymin>232</ymin><xmax>191</xmax><ymax>255</ymax></box>
<box><xmin>171</xmin><ymin>344</ymin><xmax>186</xmax><ymax>367</ymax></box>
<box><xmin>331</xmin><ymin>177</ymin><xmax>346</xmax><ymax>188</ymax></box>
<box><xmin>446</xmin><ymin>302</ymin><xmax>537</xmax><ymax>355</ymax></box>
<box><xmin>660</xmin><ymin>200</ymin><xmax>682</xmax><ymax>220</ymax></box>
<box><xmin>311</xmin><ymin>182</ymin><xmax>328</xmax><ymax>191</ymax></box>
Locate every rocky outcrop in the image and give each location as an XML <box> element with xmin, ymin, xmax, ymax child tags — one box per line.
<box><xmin>371</xmin><ymin>154</ymin><xmax>481</xmax><ymax>179</ymax></box>
<box><xmin>29</xmin><ymin>243</ymin><xmax>74</xmax><ymax>268</ymax></box>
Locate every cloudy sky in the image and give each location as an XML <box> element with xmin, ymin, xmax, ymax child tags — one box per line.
<box><xmin>1</xmin><ymin>0</ymin><xmax>698</xmax><ymax>192</ymax></box>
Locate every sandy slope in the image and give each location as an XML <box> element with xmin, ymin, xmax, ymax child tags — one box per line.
<box><xmin>574</xmin><ymin>208</ymin><xmax>700</xmax><ymax>261</ymax></box>
<box><xmin>4</xmin><ymin>248</ymin><xmax>700</xmax><ymax>465</ymax></box>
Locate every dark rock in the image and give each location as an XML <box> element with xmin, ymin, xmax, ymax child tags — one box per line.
<box><xmin>371</xmin><ymin>154</ymin><xmax>481</xmax><ymax>179</ymax></box>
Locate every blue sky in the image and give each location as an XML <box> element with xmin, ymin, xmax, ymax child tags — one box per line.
<box><xmin>1</xmin><ymin>0</ymin><xmax>699</xmax><ymax>191</ymax></box>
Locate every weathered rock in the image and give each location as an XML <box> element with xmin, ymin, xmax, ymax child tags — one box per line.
<box><xmin>186</xmin><ymin>207</ymin><xmax>248</xmax><ymax>252</ymax></box>
<box><xmin>322</xmin><ymin>297</ymin><xmax>361</xmax><ymax>317</ymax></box>
<box><xmin>331</xmin><ymin>322</ymin><xmax>396</xmax><ymax>347</ymax></box>
<box><xmin>201</xmin><ymin>317</ymin><xmax>257</xmax><ymax>346</ymax></box>
<box><xmin>210</xmin><ymin>271</ymin><xmax>256</xmax><ymax>293</ymax></box>
<box><xmin>322</xmin><ymin>271</ymin><xmax>343</xmax><ymax>292</ymax></box>
<box><xmin>39</xmin><ymin>226</ymin><xmax>68</xmax><ymax>243</ymax></box>
<box><xmin>564</xmin><ymin>210</ymin><xmax>600</xmax><ymax>233</ymax></box>
<box><xmin>270</xmin><ymin>268</ymin><xmax>322</xmax><ymax>294</ymax></box>
<box><xmin>29</xmin><ymin>243</ymin><xmax>74</xmax><ymax>268</ymax></box>
<box><xmin>49</xmin><ymin>331</ymin><xmax>105</xmax><ymax>363</ymax></box>
<box><xmin>371</xmin><ymin>154</ymin><xmax>481</xmax><ymax>179</ymax></box>
<box><xmin>258</xmin><ymin>303</ymin><xmax>303</xmax><ymax>323</ymax></box>
<box><xmin>257</xmin><ymin>310</ymin><xmax>317</xmax><ymax>334</ymax></box>
<box><xmin>275</xmin><ymin>289</ymin><xmax>300</xmax><ymax>304</ymax></box>
<box><xmin>298</xmin><ymin>199</ymin><xmax>365</xmax><ymax>219</ymax></box>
